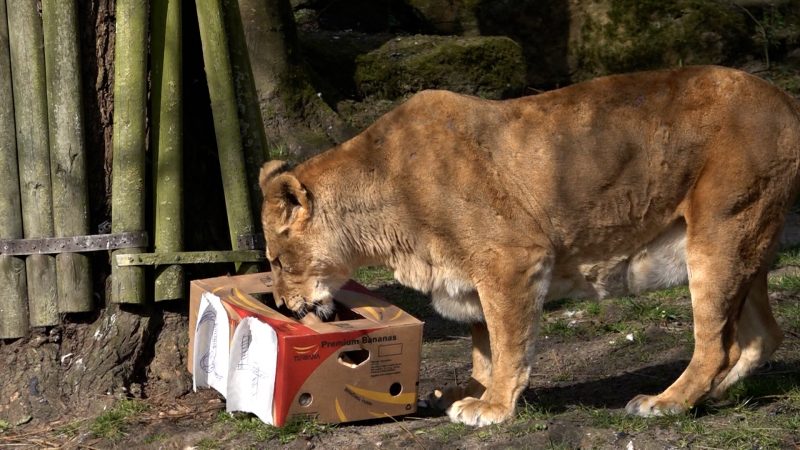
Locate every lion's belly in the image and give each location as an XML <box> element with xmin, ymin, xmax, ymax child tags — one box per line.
<box><xmin>549</xmin><ymin>220</ymin><xmax>688</xmax><ymax>301</ymax></box>
<box><xmin>393</xmin><ymin>222</ymin><xmax>688</xmax><ymax>323</ymax></box>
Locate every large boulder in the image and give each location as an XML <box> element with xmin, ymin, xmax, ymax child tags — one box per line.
<box><xmin>354</xmin><ymin>35</ymin><xmax>526</xmax><ymax>99</ymax></box>
<box><xmin>568</xmin><ymin>0</ymin><xmax>756</xmax><ymax>81</ymax></box>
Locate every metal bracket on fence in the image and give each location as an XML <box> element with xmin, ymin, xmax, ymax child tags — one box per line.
<box><xmin>237</xmin><ymin>233</ymin><xmax>265</xmax><ymax>250</ymax></box>
<box><xmin>114</xmin><ymin>250</ymin><xmax>265</xmax><ymax>267</ymax></box>
<box><xmin>0</xmin><ymin>231</ymin><xmax>149</xmax><ymax>256</ymax></box>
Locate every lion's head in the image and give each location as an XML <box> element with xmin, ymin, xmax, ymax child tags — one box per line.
<box><xmin>258</xmin><ymin>160</ymin><xmax>350</xmax><ymax>320</ymax></box>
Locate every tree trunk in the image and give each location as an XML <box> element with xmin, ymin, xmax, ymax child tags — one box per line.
<box><xmin>235</xmin><ymin>0</ymin><xmax>353</xmax><ymax>159</ymax></box>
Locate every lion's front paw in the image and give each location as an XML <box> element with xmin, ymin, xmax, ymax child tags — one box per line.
<box><xmin>625</xmin><ymin>394</ymin><xmax>689</xmax><ymax>417</ymax></box>
<box><xmin>447</xmin><ymin>397</ymin><xmax>513</xmax><ymax>427</ymax></box>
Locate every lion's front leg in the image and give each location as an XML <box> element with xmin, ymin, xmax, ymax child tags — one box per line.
<box><xmin>447</xmin><ymin>247</ymin><xmax>552</xmax><ymax>426</ymax></box>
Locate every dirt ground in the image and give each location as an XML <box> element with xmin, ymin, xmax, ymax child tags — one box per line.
<box><xmin>2</xmin><ymin>264</ymin><xmax>800</xmax><ymax>449</ymax></box>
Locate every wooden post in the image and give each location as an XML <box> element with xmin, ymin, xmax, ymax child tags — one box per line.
<box><xmin>42</xmin><ymin>0</ymin><xmax>93</xmax><ymax>313</ymax></box>
<box><xmin>195</xmin><ymin>0</ymin><xmax>259</xmax><ymax>274</ymax></box>
<box><xmin>111</xmin><ymin>0</ymin><xmax>148</xmax><ymax>303</ymax></box>
<box><xmin>222</xmin><ymin>0</ymin><xmax>269</xmax><ymax>226</ymax></box>
<box><xmin>8</xmin><ymin>0</ymin><xmax>59</xmax><ymax>326</ymax></box>
<box><xmin>0</xmin><ymin>0</ymin><xmax>29</xmax><ymax>338</ymax></box>
<box><xmin>152</xmin><ymin>0</ymin><xmax>184</xmax><ymax>301</ymax></box>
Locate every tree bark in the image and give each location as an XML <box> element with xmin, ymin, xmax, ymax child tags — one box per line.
<box><xmin>236</xmin><ymin>0</ymin><xmax>353</xmax><ymax>158</ymax></box>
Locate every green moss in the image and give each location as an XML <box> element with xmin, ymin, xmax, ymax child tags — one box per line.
<box><xmin>355</xmin><ymin>35</ymin><xmax>525</xmax><ymax>99</ymax></box>
<box><xmin>571</xmin><ymin>0</ymin><xmax>752</xmax><ymax>80</ymax></box>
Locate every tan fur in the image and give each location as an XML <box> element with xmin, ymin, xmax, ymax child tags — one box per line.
<box><xmin>260</xmin><ymin>66</ymin><xmax>800</xmax><ymax>425</ymax></box>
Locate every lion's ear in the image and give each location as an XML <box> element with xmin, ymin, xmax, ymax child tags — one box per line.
<box><xmin>266</xmin><ymin>172</ymin><xmax>313</xmax><ymax>230</ymax></box>
<box><xmin>259</xmin><ymin>160</ymin><xmax>290</xmax><ymax>196</ymax></box>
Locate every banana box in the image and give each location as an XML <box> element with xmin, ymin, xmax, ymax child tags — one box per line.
<box><xmin>187</xmin><ymin>272</ymin><xmax>423</xmax><ymax>426</ymax></box>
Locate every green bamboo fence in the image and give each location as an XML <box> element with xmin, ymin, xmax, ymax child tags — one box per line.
<box><xmin>0</xmin><ymin>0</ymin><xmax>29</xmax><ymax>338</ymax></box>
<box><xmin>111</xmin><ymin>0</ymin><xmax>148</xmax><ymax>304</ymax></box>
<box><xmin>152</xmin><ymin>0</ymin><xmax>184</xmax><ymax>301</ymax></box>
<box><xmin>43</xmin><ymin>0</ymin><xmax>93</xmax><ymax>313</ymax></box>
<box><xmin>222</xmin><ymin>0</ymin><xmax>269</xmax><ymax>225</ymax></box>
<box><xmin>196</xmin><ymin>0</ymin><xmax>259</xmax><ymax>274</ymax></box>
<box><xmin>8</xmin><ymin>0</ymin><xmax>59</xmax><ymax>326</ymax></box>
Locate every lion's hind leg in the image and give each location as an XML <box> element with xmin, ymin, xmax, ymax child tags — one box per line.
<box><xmin>626</xmin><ymin>161</ymin><xmax>788</xmax><ymax>416</ymax></box>
<box><xmin>709</xmin><ymin>269</ymin><xmax>783</xmax><ymax>399</ymax></box>
<box><xmin>427</xmin><ymin>321</ymin><xmax>491</xmax><ymax>411</ymax></box>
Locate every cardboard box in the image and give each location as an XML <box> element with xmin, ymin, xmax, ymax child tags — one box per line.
<box><xmin>188</xmin><ymin>272</ymin><xmax>423</xmax><ymax>426</ymax></box>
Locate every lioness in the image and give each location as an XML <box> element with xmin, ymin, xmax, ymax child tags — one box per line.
<box><xmin>259</xmin><ymin>66</ymin><xmax>800</xmax><ymax>426</ymax></box>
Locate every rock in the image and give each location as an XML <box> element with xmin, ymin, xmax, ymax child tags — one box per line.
<box><xmin>354</xmin><ymin>35</ymin><xmax>525</xmax><ymax>99</ymax></box>
<box><xmin>568</xmin><ymin>0</ymin><xmax>754</xmax><ymax>81</ymax></box>
<box><xmin>406</xmin><ymin>0</ymin><xmax>480</xmax><ymax>35</ymax></box>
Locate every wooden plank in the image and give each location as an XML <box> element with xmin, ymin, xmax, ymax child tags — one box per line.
<box><xmin>0</xmin><ymin>232</ymin><xmax>148</xmax><ymax>255</ymax></box>
<box><xmin>195</xmin><ymin>0</ymin><xmax>260</xmax><ymax>275</ymax></box>
<box><xmin>0</xmin><ymin>0</ymin><xmax>28</xmax><ymax>338</ymax></box>
<box><xmin>152</xmin><ymin>0</ymin><xmax>184</xmax><ymax>301</ymax></box>
<box><xmin>42</xmin><ymin>0</ymin><xmax>93</xmax><ymax>313</ymax></box>
<box><xmin>110</xmin><ymin>0</ymin><xmax>148</xmax><ymax>304</ymax></box>
<box><xmin>115</xmin><ymin>250</ymin><xmax>265</xmax><ymax>266</ymax></box>
<box><xmin>8</xmin><ymin>0</ymin><xmax>58</xmax><ymax>326</ymax></box>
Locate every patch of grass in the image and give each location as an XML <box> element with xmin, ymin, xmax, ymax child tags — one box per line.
<box><xmin>546</xmin><ymin>442</ymin><xmax>576</xmax><ymax>450</ymax></box>
<box><xmin>57</xmin><ymin>421</ymin><xmax>81</xmax><ymax>438</ymax></box>
<box><xmin>217</xmin><ymin>412</ymin><xmax>334</xmax><ymax>444</ymax></box>
<box><xmin>266</xmin><ymin>145</ymin><xmax>303</xmax><ymax>164</ymax></box>
<box><xmin>620</xmin><ymin>297</ymin><xmax>688</xmax><ymax>323</ymax></box>
<box><xmin>776</xmin><ymin>246</ymin><xmax>800</xmax><ymax>267</ymax></box>
<box><xmin>516</xmin><ymin>400</ymin><xmax>551</xmax><ymax>422</ymax></box>
<box><xmin>584</xmin><ymin>300</ymin><xmax>602</xmax><ymax>316</ymax></box>
<box><xmin>196</xmin><ymin>438</ymin><xmax>221</xmax><ymax>450</ymax></box>
<box><xmin>0</xmin><ymin>419</ymin><xmax>9</xmax><ymax>433</ymax></box>
<box><xmin>354</xmin><ymin>266</ymin><xmax>395</xmax><ymax>286</ymax></box>
<box><xmin>544</xmin><ymin>297</ymin><xmax>585</xmax><ymax>313</ymax></box>
<box><xmin>775</xmin><ymin>298</ymin><xmax>800</xmax><ymax>330</ymax></box>
<box><xmin>769</xmin><ymin>274</ymin><xmax>800</xmax><ymax>291</ymax></box>
<box><xmin>541</xmin><ymin>318</ymin><xmax>579</xmax><ymax>338</ymax></box>
<box><xmin>143</xmin><ymin>433</ymin><xmax>167</xmax><ymax>444</ymax></box>
<box><xmin>475</xmin><ymin>426</ymin><xmax>496</xmax><ymax>441</ymax></box>
<box><xmin>432</xmin><ymin>422</ymin><xmax>468</xmax><ymax>441</ymax></box>
<box><xmin>697</xmin><ymin>409</ymin><xmax>785</xmax><ymax>449</ymax></box>
<box><xmin>643</xmin><ymin>285</ymin><xmax>690</xmax><ymax>300</ymax></box>
<box><xmin>583</xmin><ymin>406</ymin><xmax>706</xmax><ymax>436</ymax></box>
<box><xmin>599</xmin><ymin>321</ymin><xmax>630</xmax><ymax>334</ymax></box>
<box><xmin>89</xmin><ymin>399</ymin><xmax>149</xmax><ymax>440</ymax></box>
<box><xmin>726</xmin><ymin>371</ymin><xmax>800</xmax><ymax>405</ymax></box>
<box><xmin>582</xmin><ymin>407</ymin><xmax>651</xmax><ymax>433</ymax></box>
<box><xmin>552</xmin><ymin>372</ymin><xmax>575</xmax><ymax>383</ymax></box>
